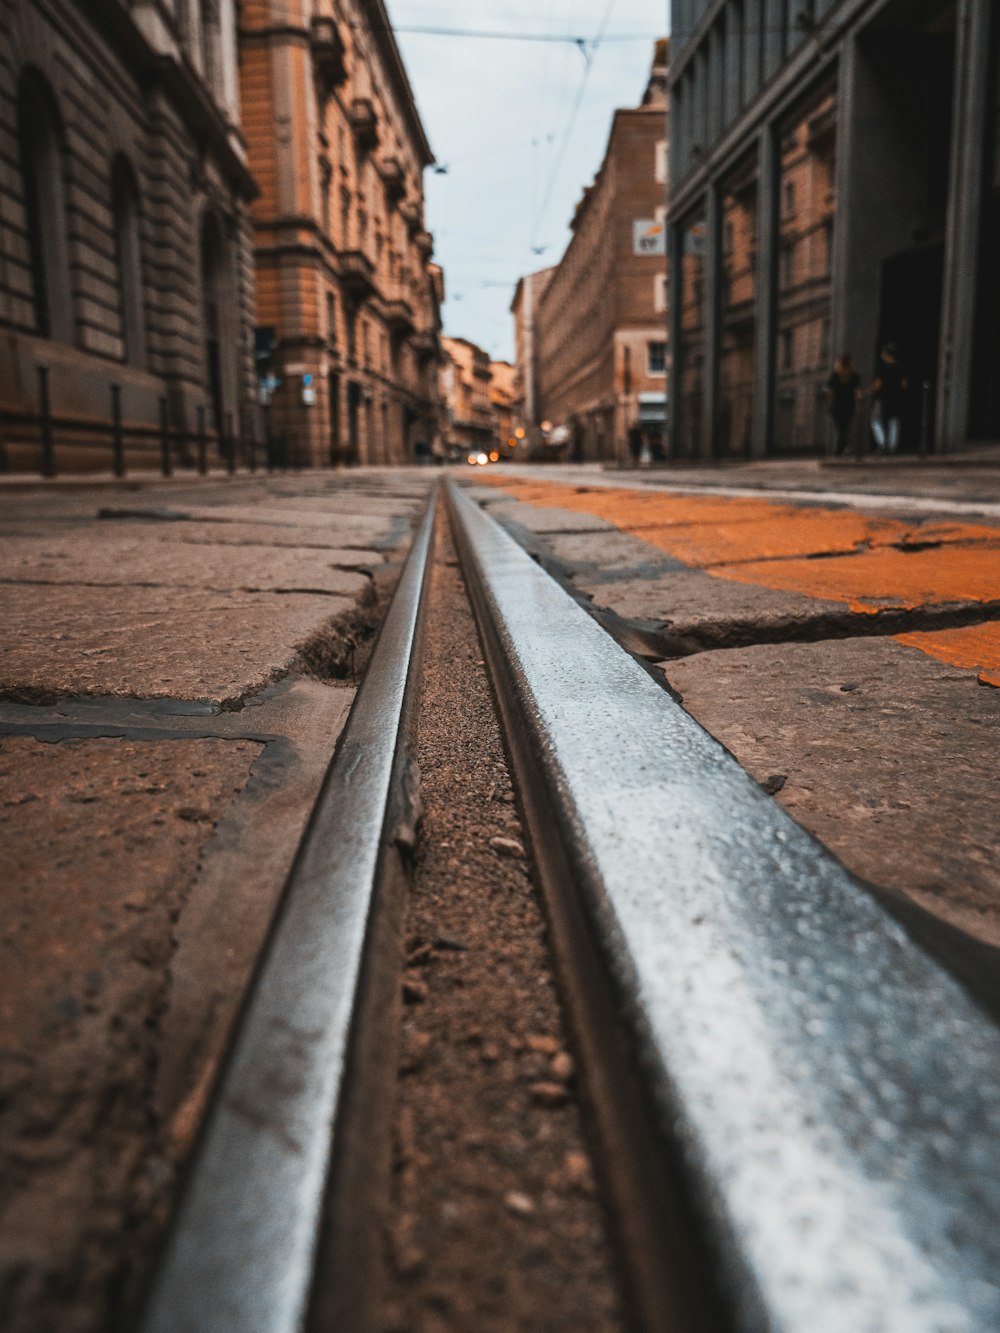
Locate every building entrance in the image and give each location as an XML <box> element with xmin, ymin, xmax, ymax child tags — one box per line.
<box><xmin>878</xmin><ymin>243</ymin><xmax>944</xmax><ymax>450</ymax></box>
<box><xmin>841</xmin><ymin>7</ymin><xmax>955</xmax><ymax>446</ymax></box>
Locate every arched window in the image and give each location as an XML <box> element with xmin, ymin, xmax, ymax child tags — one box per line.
<box><xmin>111</xmin><ymin>156</ymin><xmax>147</xmax><ymax>366</ymax></box>
<box><xmin>16</xmin><ymin>68</ymin><xmax>73</xmax><ymax>341</ymax></box>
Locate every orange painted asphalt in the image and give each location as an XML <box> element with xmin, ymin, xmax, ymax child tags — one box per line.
<box><xmin>479</xmin><ymin>474</ymin><xmax>1000</xmax><ymax>686</ymax></box>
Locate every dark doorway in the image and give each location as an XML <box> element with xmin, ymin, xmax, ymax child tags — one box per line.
<box><xmin>878</xmin><ymin>243</ymin><xmax>944</xmax><ymax>450</ymax></box>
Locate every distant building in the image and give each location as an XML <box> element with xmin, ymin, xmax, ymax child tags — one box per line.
<box><xmin>667</xmin><ymin>0</ymin><xmax>999</xmax><ymax>456</ymax></box>
<box><xmin>242</xmin><ymin>0</ymin><xmax>442</xmax><ymax>466</ymax></box>
<box><xmin>521</xmin><ymin>41</ymin><xmax>669</xmax><ymax>463</ymax></box>
<box><xmin>440</xmin><ymin>336</ymin><xmax>495</xmax><ymax>457</ymax></box>
<box><xmin>510</xmin><ymin>266</ymin><xmax>555</xmax><ymax>443</ymax></box>
<box><xmin>489</xmin><ymin>360</ymin><xmax>518</xmax><ymax>454</ymax></box>
<box><xmin>1</xmin><ymin>0</ymin><xmax>257</xmax><ymax>470</ymax></box>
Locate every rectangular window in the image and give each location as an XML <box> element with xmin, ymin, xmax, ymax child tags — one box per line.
<box><xmin>655</xmin><ymin>139</ymin><xmax>668</xmax><ymax>184</ymax></box>
<box><xmin>327</xmin><ymin>291</ymin><xmax>336</xmax><ymax>347</ymax></box>
<box><xmin>654</xmin><ymin>273</ymin><xmax>667</xmax><ymax>313</ymax></box>
<box><xmin>648</xmin><ymin>341</ymin><xmax>666</xmax><ymax>375</ymax></box>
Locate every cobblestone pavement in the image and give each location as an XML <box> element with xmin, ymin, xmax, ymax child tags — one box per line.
<box><xmin>0</xmin><ymin>470</ymin><xmax>432</xmax><ymax>1332</ymax></box>
<box><xmin>468</xmin><ymin>462</ymin><xmax>1000</xmax><ymax>952</ymax></box>
<box><xmin>3</xmin><ymin>460</ymin><xmax>999</xmax><ymax>1330</ymax></box>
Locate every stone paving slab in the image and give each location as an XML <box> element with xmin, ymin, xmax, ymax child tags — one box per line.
<box><xmin>169</xmin><ymin>523</ymin><xmax>383</xmax><ymax>557</ymax></box>
<box><xmin>0</xmin><ymin>584</ymin><xmax>352</xmax><ymax>703</ymax></box>
<box><xmin>0</xmin><ymin>674</ymin><xmax>357</xmax><ymax>1332</ymax></box>
<box><xmin>578</xmin><ymin>570</ymin><xmax>844</xmax><ymax>635</ymax></box>
<box><xmin>0</xmin><ymin>532</ymin><xmax>371</xmax><ymax>596</ymax></box>
<box><xmin>478</xmin><ymin>498</ymin><xmax>616</xmax><ymax>534</ymax></box>
<box><xmin>0</xmin><ymin>733</ymin><xmax>262</xmax><ymax>1332</ymax></box>
<box><xmin>533</xmin><ymin>529</ymin><xmax>689</xmax><ymax>579</ymax></box>
<box><xmin>660</xmin><ymin>637</ymin><xmax>1000</xmax><ymax>946</ymax></box>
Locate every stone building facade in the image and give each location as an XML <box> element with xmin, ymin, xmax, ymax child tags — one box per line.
<box><xmin>0</xmin><ymin>0</ymin><xmax>257</xmax><ymax>470</ymax></box>
<box><xmin>241</xmin><ymin>0</ymin><xmax>442</xmax><ymax>466</ymax></box>
<box><xmin>528</xmin><ymin>42</ymin><xmax>669</xmax><ymax>463</ymax></box>
<box><xmin>489</xmin><ymin>359</ymin><xmax>517</xmax><ymax>453</ymax></box>
<box><xmin>440</xmin><ymin>335</ymin><xmax>493</xmax><ymax>457</ymax></box>
<box><xmin>668</xmin><ymin>0</ymin><xmax>1000</xmax><ymax>457</ymax></box>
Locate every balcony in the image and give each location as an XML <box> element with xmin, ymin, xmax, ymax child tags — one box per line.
<box><xmin>349</xmin><ymin>98</ymin><xmax>379</xmax><ymax>152</ymax></box>
<box><xmin>399</xmin><ymin>200</ymin><xmax>421</xmax><ymax>234</ymax></box>
<box><xmin>411</xmin><ymin>330</ymin><xmax>439</xmax><ymax>361</ymax></box>
<box><xmin>378</xmin><ymin>157</ymin><xmax>406</xmax><ymax>202</ymax></box>
<box><xmin>384</xmin><ymin>297</ymin><xmax>414</xmax><ymax>337</ymax></box>
<box><xmin>338</xmin><ymin>249</ymin><xmax>376</xmax><ymax>300</ymax></box>
<box><xmin>310</xmin><ymin>17</ymin><xmax>347</xmax><ymax>92</ymax></box>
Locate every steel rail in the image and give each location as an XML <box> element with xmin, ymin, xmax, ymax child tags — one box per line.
<box><xmin>446</xmin><ymin>477</ymin><xmax>1000</xmax><ymax>1332</ymax></box>
<box><xmin>137</xmin><ymin>487</ymin><xmax>437</xmax><ymax>1333</ymax></box>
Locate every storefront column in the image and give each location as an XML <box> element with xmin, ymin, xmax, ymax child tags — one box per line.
<box><xmin>701</xmin><ymin>179</ymin><xmax>721</xmax><ymax>459</ymax></box>
<box><xmin>750</xmin><ymin>124</ymin><xmax>777</xmax><ymax>458</ymax></box>
<box><xmin>667</xmin><ymin>220</ymin><xmax>685</xmax><ymax>460</ymax></box>
<box><xmin>937</xmin><ymin>0</ymin><xmax>993</xmax><ymax>451</ymax></box>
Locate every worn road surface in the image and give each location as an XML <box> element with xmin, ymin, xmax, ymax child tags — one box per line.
<box><xmin>1</xmin><ymin>458</ymin><xmax>998</xmax><ymax>1331</ymax></box>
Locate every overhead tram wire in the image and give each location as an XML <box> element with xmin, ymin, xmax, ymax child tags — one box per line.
<box><xmin>527</xmin><ymin>0</ymin><xmax>623</xmax><ymax>255</ymax></box>
<box><xmin>393</xmin><ymin>24</ymin><xmax>654</xmax><ymax>42</ymax></box>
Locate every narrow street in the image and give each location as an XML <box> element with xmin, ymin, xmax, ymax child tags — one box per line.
<box><xmin>1</xmin><ymin>461</ymin><xmax>998</xmax><ymax>1331</ymax></box>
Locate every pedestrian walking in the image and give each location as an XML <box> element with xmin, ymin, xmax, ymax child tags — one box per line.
<box><xmin>627</xmin><ymin>422</ymin><xmax>642</xmax><ymax>466</ymax></box>
<box><xmin>870</xmin><ymin>344</ymin><xmax>907</xmax><ymax>454</ymax></box>
<box><xmin>825</xmin><ymin>353</ymin><xmax>862</xmax><ymax>456</ymax></box>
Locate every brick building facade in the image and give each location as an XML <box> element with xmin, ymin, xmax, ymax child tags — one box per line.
<box><xmin>668</xmin><ymin>0</ymin><xmax>1000</xmax><ymax>456</ymax></box>
<box><xmin>526</xmin><ymin>42</ymin><xmax>669</xmax><ymax>463</ymax></box>
<box><xmin>510</xmin><ymin>265</ymin><xmax>555</xmax><ymax>448</ymax></box>
<box><xmin>0</xmin><ymin>0</ymin><xmax>257</xmax><ymax>471</ymax></box>
<box><xmin>241</xmin><ymin>0</ymin><xmax>442</xmax><ymax>466</ymax></box>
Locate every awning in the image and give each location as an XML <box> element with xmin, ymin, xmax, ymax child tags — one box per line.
<box><xmin>638</xmin><ymin>392</ymin><xmax>666</xmax><ymax>423</ymax></box>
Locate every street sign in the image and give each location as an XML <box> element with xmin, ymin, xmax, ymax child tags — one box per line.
<box><xmin>633</xmin><ymin>219</ymin><xmax>666</xmax><ymax>256</ymax></box>
<box><xmin>258</xmin><ymin>373</ymin><xmax>281</xmax><ymax>405</ymax></box>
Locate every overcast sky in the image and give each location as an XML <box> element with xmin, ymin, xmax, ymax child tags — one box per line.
<box><xmin>386</xmin><ymin>0</ymin><xmax>667</xmax><ymax>363</ymax></box>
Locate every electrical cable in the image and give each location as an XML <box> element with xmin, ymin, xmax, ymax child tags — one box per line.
<box><xmin>527</xmin><ymin>0</ymin><xmax>623</xmax><ymax>252</ymax></box>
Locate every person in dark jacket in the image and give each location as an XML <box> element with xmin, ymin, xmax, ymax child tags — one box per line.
<box><xmin>870</xmin><ymin>344</ymin><xmax>907</xmax><ymax>454</ymax></box>
<box><xmin>826</xmin><ymin>353</ymin><xmax>861</xmax><ymax>456</ymax></box>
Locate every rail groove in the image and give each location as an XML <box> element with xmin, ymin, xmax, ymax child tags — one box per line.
<box><xmin>446</xmin><ymin>477</ymin><xmax>1000</xmax><ymax>1332</ymax></box>
<box><xmin>137</xmin><ymin>487</ymin><xmax>437</xmax><ymax>1333</ymax></box>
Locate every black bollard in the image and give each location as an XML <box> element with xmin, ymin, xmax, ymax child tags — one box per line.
<box><xmin>159</xmin><ymin>397</ymin><xmax>172</xmax><ymax>477</ymax></box>
<box><xmin>110</xmin><ymin>383</ymin><xmax>125</xmax><ymax>478</ymax></box>
<box><xmin>37</xmin><ymin>365</ymin><xmax>55</xmax><ymax>478</ymax></box>
<box><xmin>197</xmin><ymin>406</ymin><xmax>207</xmax><ymax>476</ymax></box>
<box><xmin>919</xmin><ymin>380</ymin><xmax>931</xmax><ymax>458</ymax></box>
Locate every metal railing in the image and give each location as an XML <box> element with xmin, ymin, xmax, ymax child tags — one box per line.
<box><xmin>0</xmin><ymin>365</ymin><xmax>304</xmax><ymax>479</ymax></box>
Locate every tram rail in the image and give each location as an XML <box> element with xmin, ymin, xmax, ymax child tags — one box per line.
<box><xmin>138</xmin><ymin>477</ymin><xmax>1000</xmax><ymax>1331</ymax></box>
